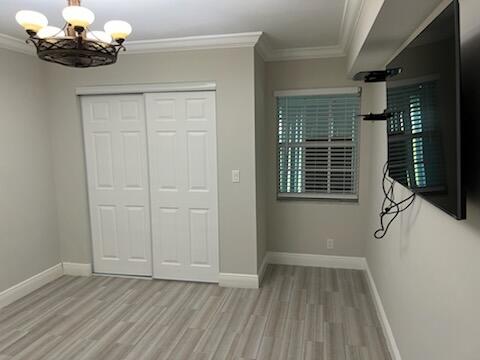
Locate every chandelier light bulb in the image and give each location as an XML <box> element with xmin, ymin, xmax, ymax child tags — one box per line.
<box><xmin>15</xmin><ymin>10</ymin><xmax>48</xmax><ymax>33</ymax></box>
<box><xmin>37</xmin><ymin>26</ymin><xmax>63</xmax><ymax>39</ymax></box>
<box><xmin>87</xmin><ymin>31</ymin><xmax>112</xmax><ymax>44</ymax></box>
<box><xmin>62</xmin><ymin>6</ymin><xmax>95</xmax><ymax>28</ymax></box>
<box><xmin>104</xmin><ymin>20</ymin><xmax>132</xmax><ymax>41</ymax></box>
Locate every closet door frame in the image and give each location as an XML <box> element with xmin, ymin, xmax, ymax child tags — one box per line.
<box><xmin>78</xmin><ymin>82</ymin><xmax>219</xmax><ymax>282</ymax></box>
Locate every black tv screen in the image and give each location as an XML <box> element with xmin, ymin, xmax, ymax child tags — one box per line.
<box><xmin>386</xmin><ymin>0</ymin><xmax>465</xmax><ymax>219</ymax></box>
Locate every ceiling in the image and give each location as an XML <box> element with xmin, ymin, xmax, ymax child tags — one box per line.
<box><xmin>349</xmin><ymin>0</ymin><xmax>446</xmax><ymax>75</ymax></box>
<box><xmin>0</xmin><ymin>0</ymin><xmax>359</xmax><ymax>52</ymax></box>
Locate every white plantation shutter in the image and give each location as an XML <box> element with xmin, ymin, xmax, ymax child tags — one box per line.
<box><xmin>276</xmin><ymin>88</ymin><xmax>361</xmax><ymax>199</ymax></box>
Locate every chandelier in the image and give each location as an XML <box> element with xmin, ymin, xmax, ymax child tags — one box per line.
<box><xmin>15</xmin><ymin>0</ymin><xmax>132</xmax><ymax>68</ymax></box>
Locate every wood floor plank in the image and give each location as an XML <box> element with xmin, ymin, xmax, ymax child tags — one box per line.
<box><xmin>193</xmin><ymin>309</ymin><xmax>233</xmax><ymax>356</ymax></box>
<box><xmin>256</xmin><ymin>336</ymin><xmax>274</xmax><ymax>359</ymax></box>
<box><xmin>304</xmin><ymin>341</ymin><xmax>324</xmax><ymax>360</ymax></box>
<box><xmin>324</xmin><ymin>322</ymin><xmax>347</xmax><ymax>360</ymax></box>
<box><xmin>0</xmin><ymin>265</ymin><xmax>391</xmax><ymax>360</ymax></box>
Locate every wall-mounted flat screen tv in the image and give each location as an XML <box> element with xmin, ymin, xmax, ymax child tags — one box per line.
<box><xmin>386</xmin><ymin>0</ymin><xmax>465</xmax><ymax>219</ymax></box>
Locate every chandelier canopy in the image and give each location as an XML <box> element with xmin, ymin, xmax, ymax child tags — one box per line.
<box><xmin>15</xmin><ymin>0</ymin><xmax>132</xmax><ymax>68</ymax></box>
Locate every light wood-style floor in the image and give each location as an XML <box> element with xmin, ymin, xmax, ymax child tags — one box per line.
<box><xmin>0</xmin><ymin>265</ymin><xmax>391</xmax><ymax>360</ymax></box>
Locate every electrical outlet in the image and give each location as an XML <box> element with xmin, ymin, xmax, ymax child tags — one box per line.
<box><xmin>327</xmin><ymin>238</ymin><xmax>334</xmax><ymax>249</ymax></box>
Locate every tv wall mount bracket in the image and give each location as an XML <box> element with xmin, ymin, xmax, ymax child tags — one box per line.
<box><xmin>353</xmin><ymin>67</ymin><xmax>402</xmax><ymax>121</ymax></box>
<box><xmin>353</xmin><ymin>68</ymin><xmax>402</xmax><ymax>82</ymax></box>
<box><xmin>357</xmin><ymin>111</ymin><xmax>392</xmax><ymax>121</ymax></box>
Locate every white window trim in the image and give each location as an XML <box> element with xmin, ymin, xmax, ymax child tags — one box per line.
<box><xmin>275</xmin><ymin>87</ymin><xmax>361</xmax><ymax>201</ymax></box>
<box><xmin>274</xmin><ymin>86</ymin><xmax>360</xmax><ymax>98</ymax></box>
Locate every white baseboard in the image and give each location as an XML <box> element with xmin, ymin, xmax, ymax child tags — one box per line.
<box><xmin>0</xmin><ymin>263</ymin><xmax>63</xmax><ymax>309</ymax></box>
<box><xmin>364</xmin><ymin>260</ymin><xmax>402</xmax><ymax>360</ymax></box>
<box><xmin>94</xmin><ymin>273</ymin><xmax>152</xmax><ymax>280</ymax></box>
<box><xmin>220</xmin><ymin>252</ymin><xmax>365</xmax><ymax>289</ymax></box>
<box><xmin>219</xmin><ymin>273</ymin><xmax>259</xmax><ymax>288</ymax></box>
<box><xmin>258</xmin><ymin>254</ymin><xmax>269</xmax><ymax>286</ymax></box>
<box><xmin>267</xmin><ymin>251</ymin><xmax>366</xmax><ymax>270</ymax></box>
<box><xmin>62</xmin><ymin>262</ymin><xmax>92</xmax><ymax>277</ymax></box>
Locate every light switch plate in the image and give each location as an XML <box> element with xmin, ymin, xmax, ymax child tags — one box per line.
<box><xmin>232</xmin><ymin>170</ymin><xmax>240</xmax><ymax>183</ymax></box>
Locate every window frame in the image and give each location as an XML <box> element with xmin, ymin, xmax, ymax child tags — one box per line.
<box><xmin>275</xmin><ymin>87</ymin><xmax>361</xmax><ymax>201</ymax></box>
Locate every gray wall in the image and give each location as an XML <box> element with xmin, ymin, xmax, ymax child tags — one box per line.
<box><xmin>363</xmin><ymin>1</ymin><xmax>480</xmax><ymax>359</ymax></box>
<box><xmin>45</xmin><ymin>48</ymin><xmax>259</xmax><ymax>276</ymax></box>
<box><xmin>254</xmin><ymin>50</ymin><xmax>267</xmax><ymax>270</ymax></box>
<box><xmin>0</xmin><ymin>49</ymin><xmax>60</xmax><ymax>292</ymax></box>
<box><xmin>265</xmin><ymin>57</ymin><xmax>371</xmax><ymax>257</ymax></box>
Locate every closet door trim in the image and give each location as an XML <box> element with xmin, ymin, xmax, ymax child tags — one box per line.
<box><xmin>80</xmin><ymin>86</ymin><xmax>219</xmax><ymax>282</ymax></box>
<box><xmin>76</xmin><ymin>82</ymin><xmax>216</xmax><ymax>96</ymax></box>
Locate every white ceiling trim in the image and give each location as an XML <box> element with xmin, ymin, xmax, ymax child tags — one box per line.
<box><xmin>256</xmin><ymin>38</ymin><xmax>345</xmax><ymax>61</ymax></box>
<box><xmin>256</xmin><ymin>0</ymin><xmax>364</xmax><ymax>61</ymax></box>
<box><xmin>0</xmin><ymin>33</ymin><xmax>32</xmax><ymax>55</ymax></box>
<box><xmin>0</xmin><ymin>31</ymin><xmax>262</xmax><ymax>57</ymax></box>
<box><xmin>339</xmin><ymin>0</ymin><xmax>365</xmax><ymax>52</ymax></box>
<box><xmin>125</xmin><ymin>32</ymin><xmax>263</xmax><ymax>54</ymax></box>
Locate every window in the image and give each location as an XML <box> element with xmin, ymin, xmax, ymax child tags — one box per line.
<box><xmin>276</xmin><ymin>88</ymin><xmax>361</xmax><ymax>200</ymax></box>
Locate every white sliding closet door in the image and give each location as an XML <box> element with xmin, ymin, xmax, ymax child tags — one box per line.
<box><xmin>81</xmin><ymin>95</ymin><xmax>152</xmax><ymax>276</ymax></box>
<box><xmin>145</xmin><ymin>92</ymin><xmax>219</xmax><ymax>282</ymax></box>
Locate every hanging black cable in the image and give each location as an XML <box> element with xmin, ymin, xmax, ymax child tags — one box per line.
<box><xmin>374</xmin><ymin>162</ymin><xmax>416</xmax><ymax>239</ymax></box>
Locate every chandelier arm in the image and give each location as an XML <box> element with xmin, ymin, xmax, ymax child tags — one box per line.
<box><xmin>26</xmin><ymin>37</ymin><xmax>41</xmax><ymax>50</ymax></box>
<box><xmin>115</xmin><ymin>44</ymin><xmax>126</xmax><ymax>55</ymax></box>
<box><xmin>61</xmin><ymin>22</ymin><xmax>69</xmax><ymax>37</ymax></box>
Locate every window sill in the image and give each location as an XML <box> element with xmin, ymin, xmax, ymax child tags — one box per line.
<box><xmin>277</xmin><ymin>193</ymin><xmax>359</xmax><ymax>202</ymax></box>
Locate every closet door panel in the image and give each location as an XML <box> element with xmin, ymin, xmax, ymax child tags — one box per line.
<box><xmin>125</xmin><ymin>205</ymin><xmax>150</xmax><ymax>261</ymax></box>
<box><xmin>146</xmin><ymin>91</ymin><xmax>219</xmax><ymax>283</ymax></box>
<box><xmin>187</xmin><ymin>131</ymin><xmax>209</xmax><ymax>191</ymax></box>
<box><xmin>151</xmin><ymin>130</ymin><xmax>179</xmax><ymax>192</ymax></box>
<box><xmin>92</xmin><ymin>133</ymin><xmax>115</xmax><ymax>189</ymax></box>
<box><xmin>82</xmin><ymin>95</ymin><xmax>152</xmax><ymax>276</ymax></box>
<box><xmin>121</xmin><ymin>131</ymin><xmax>145</xmax><ymax>189</ymax></box>
<box><xmin>97</xmin><ymin>205</ymin><xmax>119</xmax><ymax>260</ymax></box>
<box><xmin>155</xmin><ymin>206</ymin><xmax>184</xmax><ymax>265</ymax></box>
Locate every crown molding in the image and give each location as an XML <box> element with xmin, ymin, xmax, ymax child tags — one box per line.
<box><xmin>124</xmin><ymin>32</ymin><xmax>263</xmax><ymax>54</ymax></box>
<box><xmin>0</xmin><ymin>31</ymin><xmax>263</xmax><ymax>57</ymax></box>
<box><xmin>0</xmin><ymin>33</ymin><xmax>33</xmax><ymax>55</ymax></box>
<box><xmin>254</xmin><ymin>35</ymin><xmax>272</xmax><ymax>60</ymax></box>
<box><xmin>255</xmin><ymin>0</ymin><xmax>364</xmax><ymax>62</ymax></box>
<box><xmin>256</xmin><ymin>36</ymin><xmax>345</xmax><ymax>61</ymax></box>
<box><xmin>339</xmin><ymin>0</ymin><xmax>365</xmax><ymax>52</ymax></box>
